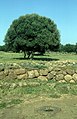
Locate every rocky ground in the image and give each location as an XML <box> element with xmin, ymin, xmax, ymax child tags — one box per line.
<box><xmin>0</xmin><ymin>61</ymin><xmax>77</xmax><ymax>119</ymax></box>
<box><xmin>0</xmin><ymin>61</ymin><xmax>77</xmax><ymax>82</ymax></box>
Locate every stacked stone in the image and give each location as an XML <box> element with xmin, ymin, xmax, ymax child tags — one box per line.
<box><xmin>0</xmin><ymin>61</ymin><xmax>77</xmax><ymax>83</ymax></box>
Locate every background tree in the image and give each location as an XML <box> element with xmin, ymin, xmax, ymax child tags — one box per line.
<box><xmin>60</xmin><ymin>44</ymin><xmax>76</xmax><ymax>53</ymax></box>
<box><xmin>4</xmin><ymin>14</ymin><xmax>60</xmax><ymax>59</ymax></box>
<box><xmin>75</xmin><ymin>43</ymin><xmax>77</xmax><ymax>54</ymax></box>
<box><xmin>0</xmin><ymin>45</ymin><xmax>6</xmax><ymax>51</ymax></box>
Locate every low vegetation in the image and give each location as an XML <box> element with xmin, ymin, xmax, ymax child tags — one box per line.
<box><xmin>0</xmin><ymin>78</ymin><xmax>77</xmax><ymax>109</ymax></box>
<box><xmin>0</xmin><ymin>78</ymin><xmax>77</xmax><ymax>119</ymax></box>
<box><xmin>0</xmin><ymin>51</ymin><xmax>77</xmax><ymax>119</ymax></box>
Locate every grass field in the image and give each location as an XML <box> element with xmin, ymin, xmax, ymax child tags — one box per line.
<box><xmin>0</xmin><ymin>51</ymin><xmax>77</xmax><ymax>119</ymax></box>
<box><xmin>0</xmin><ymin>79</ymin><xmax>77</xmax><ymax>119</ymax></box>
<box><xmin>0</xmin><ymin>51</ymin><xmax>77</xmax><ymax>63</ymax></box>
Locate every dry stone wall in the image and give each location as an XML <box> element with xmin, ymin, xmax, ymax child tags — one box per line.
<box><xmin>0</xmin><ymin>61</ymin><xmax>77</xmax><ymax>83</ymax></box>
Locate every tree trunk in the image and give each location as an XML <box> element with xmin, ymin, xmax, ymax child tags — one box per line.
<box><xmin>27</xmin><ymin>51</ymin><xmax>31</xmax><ymax>59</ymax></box>
<box><xmin>27</xmin><ymin>51</ymin><xmax>34</xmax><ymax>59</ymax></box>
<box><xmin>24</xmin><ymin>51</ymin><xmax>26</xmax><ymax>59</ymax></box>
<box><xmin>31</xmin><ymin>52</ymin><xmax>34</xmax><ymax>59</ymax></box>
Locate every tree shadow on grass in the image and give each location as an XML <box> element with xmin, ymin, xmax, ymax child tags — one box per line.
<box><xmin>33</xmin><ymin>57</ymin><xmax>59</xmax><ymax>61</ymax></box>
<box><xmin>14</xmin><ymin>57</ymin><xmax>59</xmax><ymax>61</ymax></box>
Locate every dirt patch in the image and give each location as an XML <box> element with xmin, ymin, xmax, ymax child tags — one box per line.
<box><xmin>0</xmin><ymin>95</ymin><xmax>77</xmax><ymax>119</ymax></box>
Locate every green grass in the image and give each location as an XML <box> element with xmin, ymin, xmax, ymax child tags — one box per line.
<box><xmin>0</xmin><ymin>79</ymin><xmax>77</xmax><ymax>109</ymax></box>
<box><xmin>0</xmin><ymin>78</ymin><xmax>77</xmax><ymax>119</ymax></box>
<box><xmin>0</xmin><ymin>99</ymin><xmax>22</xmax><ymax>109</ymax></box>
<box><xmin>0</xmin><ymin>79</ymin><xmax>77</xmax><ymax>119</ymax></box>
<box><xmin>0</xmin><ymin>51</ymin><xmax>77</xmax><ymax>63</ymax></box>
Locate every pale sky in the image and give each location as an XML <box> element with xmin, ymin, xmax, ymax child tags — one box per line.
<box><xmin>0</xmin><ymin>0</ymin><xmax>77</xmax><ymax>45</ymax></box>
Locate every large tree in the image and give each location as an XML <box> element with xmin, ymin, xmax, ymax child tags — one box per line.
<box><xmin>4</xmin><ymin>14</ymin><xmax>60</xmax><ymax>58</ymax></box>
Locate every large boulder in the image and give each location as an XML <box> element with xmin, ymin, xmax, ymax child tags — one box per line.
<box><xmin>64</xmin><ymin>74</ymin><xmax>72</xmax><ymax>82</ymax></box>
<box><xmin>66</xmin><ymin>69</ymin><xmax>74</xmax><ymax>75</ymax></box>
<box><xmin>17</xmin><ymin>73</ymin><xmax>28</xmax><ymax>79</ymax></box>
<box><xmin>34</xmin><ymin>70</ymin><xmax>39</xmax><ymax>77</ymax></box>
<box><xmin>14</xmin><ymin>69</ymin><xmax>26</xmax><ymax>75</ymax></box>
<box><xmin>39</xmin><ymin>69</ymin><xmax>48</xmax><ymax>76</ymax></box>
<box><xmin>56</xmin><ymin>74</ymin><xmax>64</xmax><ymax>81</ymax></box>
<box><xmin>73</xmin><ymin>74</ymin><xmax>77</xmax><ymax>82</ymax></box>
<box><xmin>47</xmin><ymin>73</ymin><xmax>54</xmax><ymax>80</ymax></box>
<box><xmin>8</xmin><ymin>69</ymin><xmax>17</xmax><ymax>79</ymax></box>
<box><xmin>27</xmin><ymin>70</ymin><xmax>35</xmax><ymax>78</ymax></box>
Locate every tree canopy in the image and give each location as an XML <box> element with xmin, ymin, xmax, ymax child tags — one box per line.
<box><xmin>4</xmin><ymin>14</ymin><xmax>60</xmax><ymax>58</ymax></box>
<box><xmin>59</xmin><ymin>44</ymin><xmax>76</xmax><ymax>53</ymax></box>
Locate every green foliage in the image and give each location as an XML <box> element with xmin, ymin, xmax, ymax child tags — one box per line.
<box><xmin>59</xmin><ymin>44</ymin><xmax>76</xmax><ymax>53</ymax></box>
<box><xmin>0</xmin><ymin>45</ymin><xmax>6</xmax><ymax>51</ymax></box>
<box><xmin>4</xmin><ymin>14</ymin><xmax>60</xmax><ymax>58</ymax></box>
<box><xmin>75</xmin><ymin>43</ymin><xmax>77</xmax><ymax>54</ymax></box>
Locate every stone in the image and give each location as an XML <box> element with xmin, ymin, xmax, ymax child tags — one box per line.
<box><xmin>58</xmin><ymin>80</ymin><xmax>66</xmax><ymax>83</ymax></box>
<box><xmin>64</xmin><ymin>74</ymin><xmax>72</xmax><ymax>82</ymax></box>
<box><xmin>0</xmin><ymin>71</ymin><xmax>4</xmax><ymax>79</ymax></box>
<box><xmin>4</xmin><ymin>69</ymin><xmax>9</xmax><ymax>76</ymax></box>
<box><xmin>47</xmin><ymin>73</ymin><xmax>54</xmax><ymax>80</ymax></box>
<box><xmin>17</xmin><ymin>73</ymin><xmax>28</xmax><ymax>79</ymax></box>
<box><xmin>14</xmin><ymin>69</ymin><xmax>26</xmax><ymax>75</ymax></box>
<box><xmin>70</xmin><ymin>80</ymin><xmax>75</xmax><ymax>83</ymax></box>
<box><xmin>47</xmin><ymin>71</ymin><xmax>56</xmax><ymax>80</ymax></box>
<box><xmin>0</xmin><ymin>63</ymin><xmax>4</xmax><ymax>71</ymax></box>
<box><xmin>73</xmin><ymin>74</ymin><xmax>77</xmax><ymax>82</ymax></box>
<box><xmin>39</xmin><ymin>69</ymin><xmax>48</xmax><ymax>76</ymax></box>
<box><xmin>48</xmin><ymin>67</ymin><xmax>53</xmax><ymax>72</ymax></box>
<box><xmin>66</xmin><ymin>69</ymin><xmax>74</xmax><ymax>75</ymax></box>
<box><xmin>56</xmin><ymin>74</ymin><xmax>64</xmax><ymax>81</ymax></box>
<box><xmin>54</xmin><ymin>68</ymin><xmax>61</xmax><ymax>71</ymax></box>
<box><xmin>57</xmin><ymin>70</ymin><xmax>63</xmax><ymax>74</ymax></box>
<box><xmin>27</xmin><ymin>70</ymin><xmax>35</xmax><ymax>78</ymax></box>
<box><xmin>0</xmin><ymin>71</ymin><xmax>4</xmax><ymax>76</ymax></box>
<box><xmin>38</xmin><ymin>76</ymin><xmax>48</xmax><ymax>81</ymax></box>
<box><xmin>50</xmin><ymin>71</ymin><xmax>56</xmax><ymax>76</ymax></box>
<box><xmin>0</xmin><ymin>67</ymin><xmax>4</xmax><ymax>71</ymax></box>
<box><xmin>75</xmin><ymin>70</ymin><xmax>77</xmax><ymax>73</ymax></box>
<box><xmin>34</xmin><ymin>70</ymin><xmax>39</xmax><ymax>77</ymax></box>
<box><xmin>62</xmin><ymin>71</ymin><xmax>67</xmax><ymax>75</ymax></box>
<box><xmin>8</xmin><ymin>70</ymin><xmax>17</xmax><ymax>79</ymax></box>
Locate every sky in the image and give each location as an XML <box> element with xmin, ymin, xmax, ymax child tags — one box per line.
<box><xmin>0</xmin><ymin>0</ymin><xmax>77</xmax><ymax>45</ymax></box>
